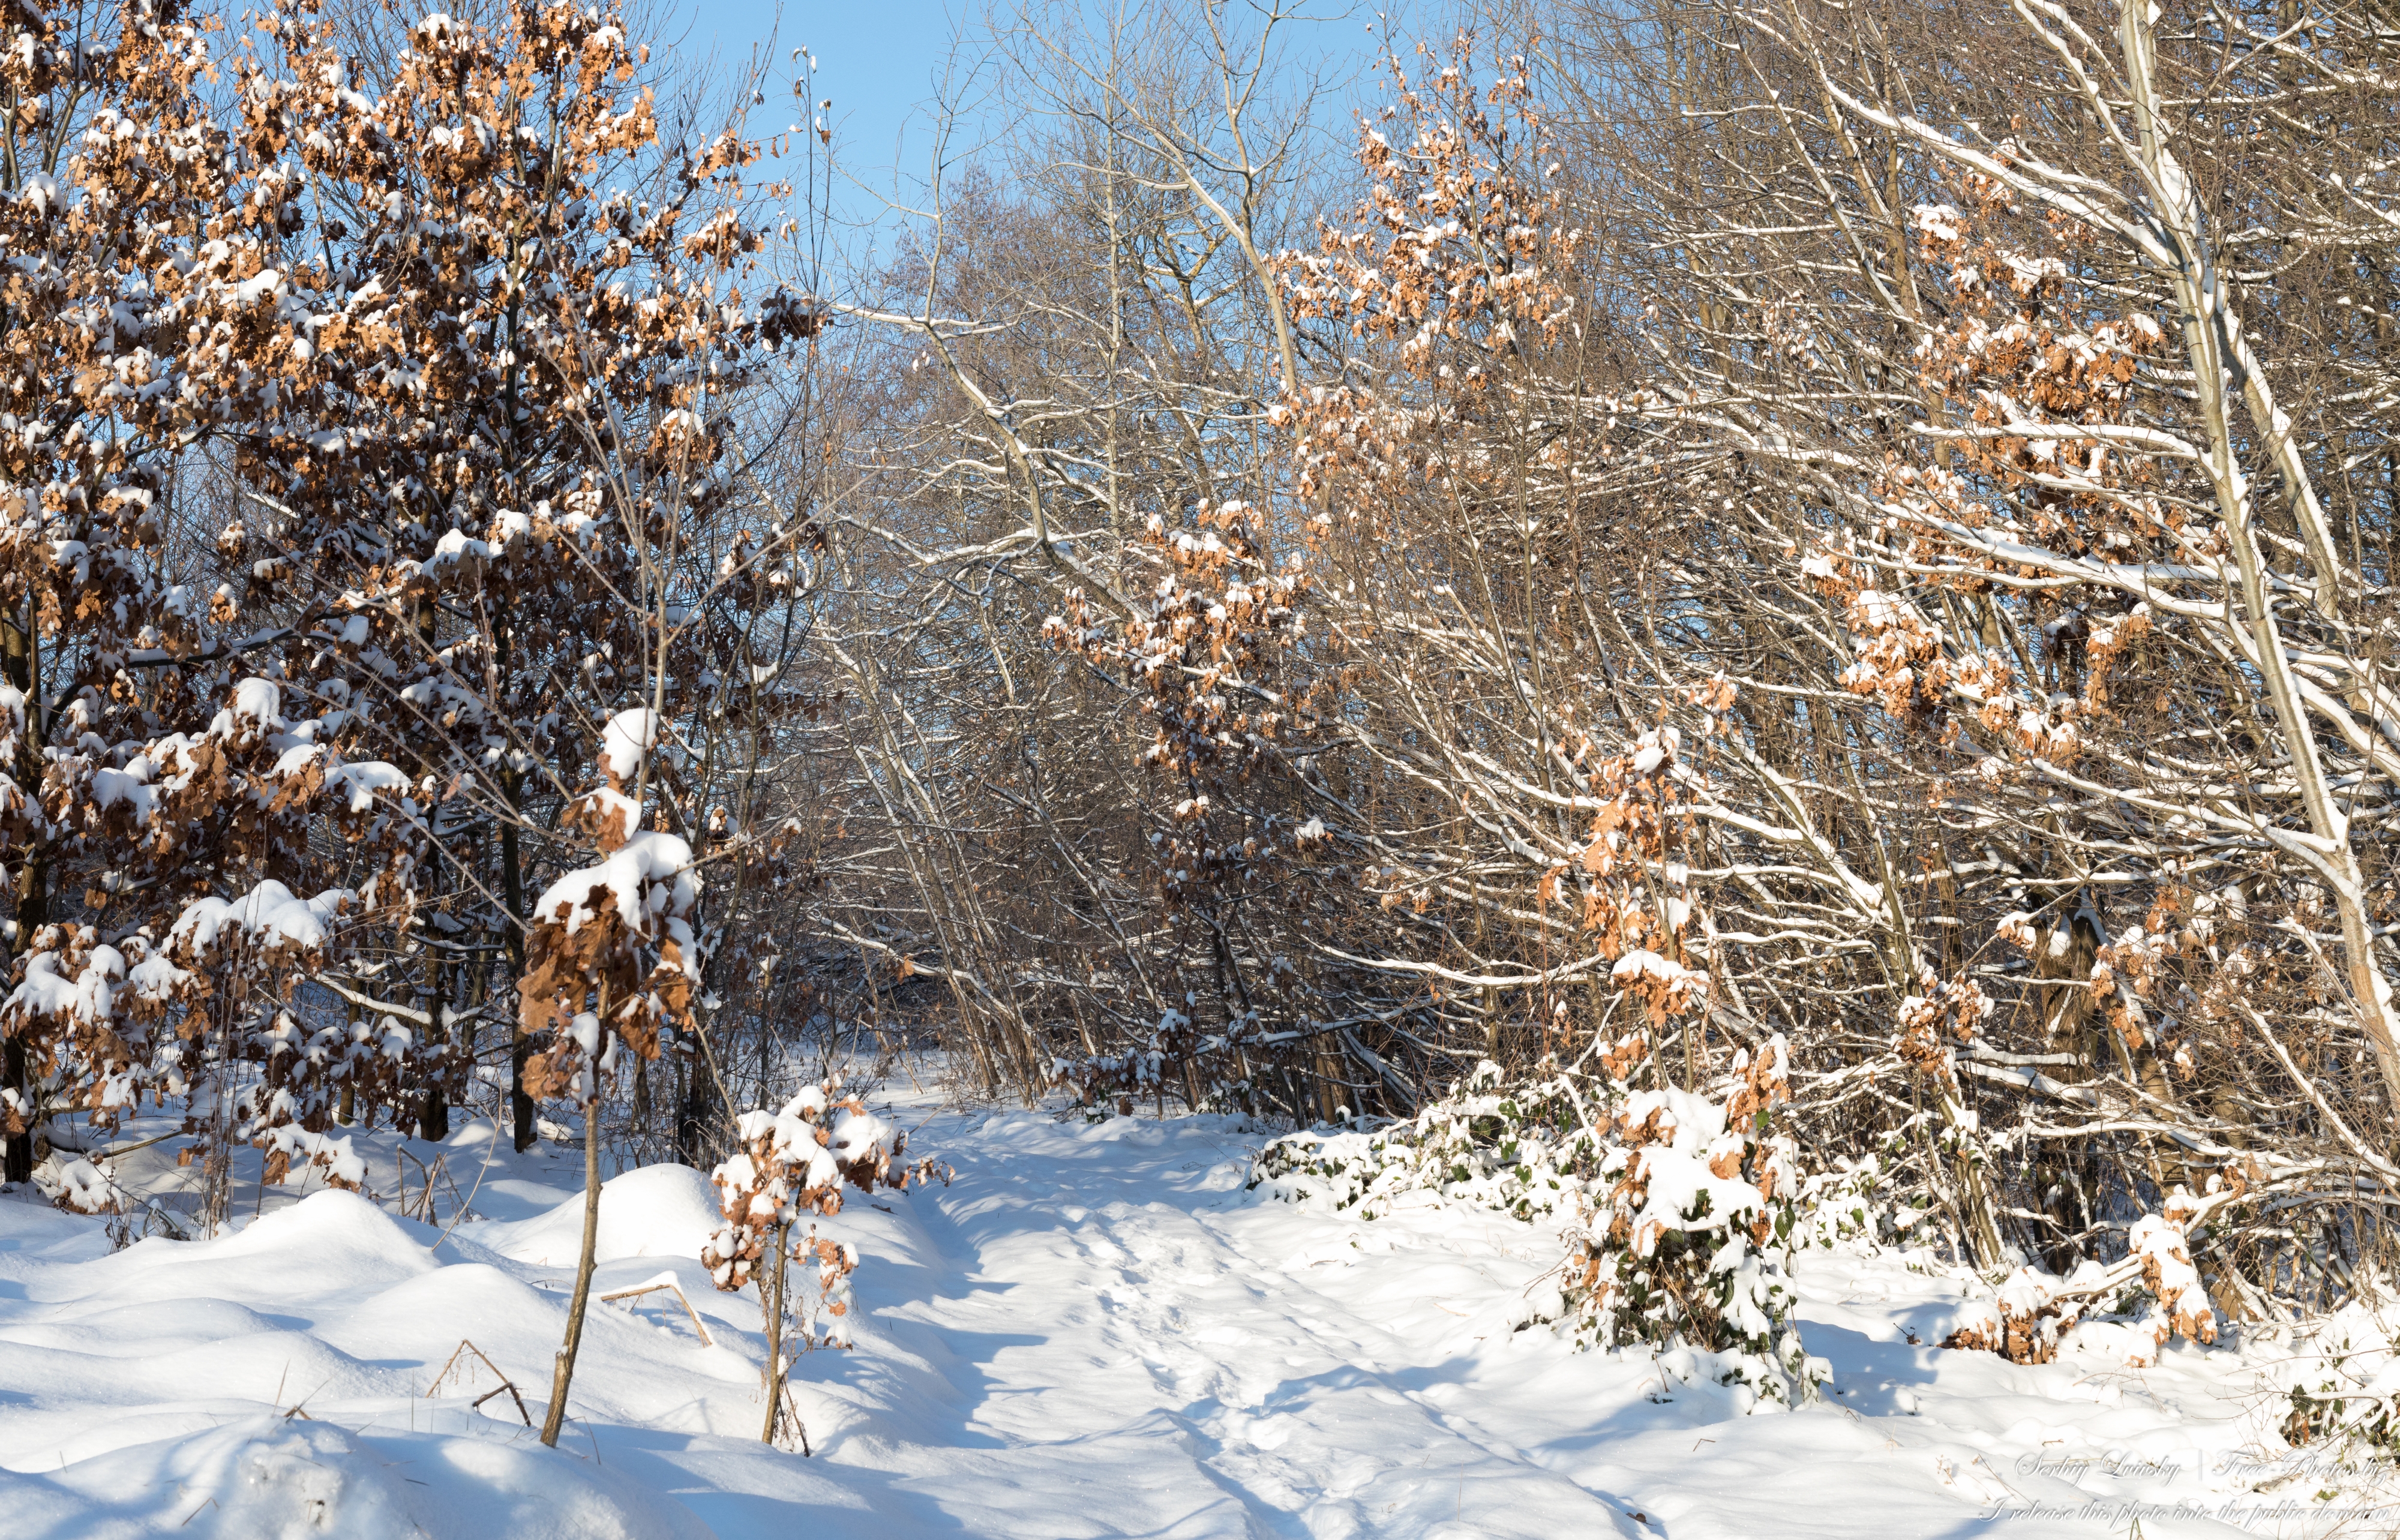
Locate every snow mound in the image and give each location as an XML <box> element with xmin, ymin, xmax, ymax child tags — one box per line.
<box><xmin>464</xmin><ymin>1163</ymin><xmax>721</xmax><ymax>1266</ymax></box>
<box><xmin>92</xmin><ymin>1191</ymin><xmax>437</xmax><ymax>1307</ymax></box>
<box><xmin>48</xmin><ymin>1420</ymin><xmax>432</xmax><ymax>1535</ymax></box>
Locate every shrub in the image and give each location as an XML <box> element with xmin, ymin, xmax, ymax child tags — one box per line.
<box><xmin>2279</xmin><ymin>1300</ymin><xmax>2400</xmax><ymax>1459</ymax></box>
<box><xmin>1256</xmin><ymin>1036</ymin><xmax>1828</xmax><ymax>1410</ymax></box>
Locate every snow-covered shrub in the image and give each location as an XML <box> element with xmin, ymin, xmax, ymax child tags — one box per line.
<box><xmin>791</xmin><ymin>1223</ymin><xmax>863</xmax><ymax>1350</ymax></box>
<box><xmin>32</xmin><ymin>1152</ymin><xmax>121</xmax><ymax>1214</ymax></box>
<box><xmin>1789</xmin><ymin>1153</ymin><xmax>1930</xmax><ymax>1250</ymax></box>
<box><xmin>1549</xmin><ymin>1043</ymin><xmax>1826</xmax><ymax>1409</ymax></box>
<box><xmin>1940</xmin><ymin>1266</ymin><xmax>2081</xmax><ymax>1365</ymax></box>
<box><xmin>1940</xmin><ymin>1186</ymin><xmax>2225</xmax><ymax>1367</ymax></box>
<box><xmin>1049</xmin><ymin>1001</ymin><xmax>1301</xmax><ymax>1123</ymax></box>
<box><xmin>702</xmin><ymin>1074</ymin><xmax>946</xmax><ymax>1447</ymax></box>
<box><xmin>2280</xmin><ymin>1299</ymin><xmax>2400</xmax><ymax>1457</ymax></box>
<box><xmin>700</xmin><ymin>1074</ymin><xmax>946</xmax><ymax>1345</ymax></box>
<box><xmin>518</xmin><ymin>711</ymin><xmax>704</xmax><ymax>1110</ymax></box>
<box><xmin>1252</xmin><ymin>1055</ymin><xmax>1608</xmax><ymax>1223</ymax></box>
<box><xmin>1256</xmin><ymin>1036</ymin><xmax>1828</xmax><ymax>1410</ymax></box>
<box><xmin>702</xmin><ymin>1080</ymin><xmax>848</xmax><ymax>1295</ymax></box>
<box><xmin>2128</xmin><ymin>1190</ymin><xmax>2219</xmax><ymax>1349</ymax></box>
<box><xmin>253</xmin><ymin>1124</ymin><xmax>366</xmax><ymax>1192</ymax></box>
<box><xmin>5</xmin><ymin>884</ymin><xmax>407</xmax><ymax>1211</ymax></box>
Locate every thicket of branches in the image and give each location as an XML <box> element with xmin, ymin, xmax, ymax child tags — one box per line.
<box><xmin>8</xmin><ymin>0</ymin><xmax>2400</xmax><ymax>1352</ymax></box>
<box><xmin>821</xmin><ymin>0</ymin><xmax>2400</xmax><ymax>1333</ymax></box>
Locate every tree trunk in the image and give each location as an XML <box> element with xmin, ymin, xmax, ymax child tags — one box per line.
<box><xmin>4</xmin><ymin>847</ymin><xmax>46</xmax><ymax>1185</ymax></box>
<box><xmin>420</xmin><ymin>939</ymin><xmax>450</xmax><ymax>1142</ymax></box>
<box><xmin>677</xmin><ymin>1031</ymin><xmax>719</xmax><ymax>1167</ymax></box>
<box><xmin>760</xmin><ymin>1218</ymin><xmax>788</xmax><ymax>1443</ymax></box>
<box><xmin>1</xmin><ymin>1035</ymin><xmax>28</xmax><ymax>1185</ymax></box>
<box><xmin>503</xmin><ymin>769</ymin><xmax>536</xmax><ymax>1153</ymax></box>
<box><xmin>539</xmin><ymin>1093</ymin><xmax>603</xmax><ymax>1448</ymax></box>
<box><xmin>0</xmin><ymin>603</ymin><xmax>35</xmax><ymax>1185</ymax></box>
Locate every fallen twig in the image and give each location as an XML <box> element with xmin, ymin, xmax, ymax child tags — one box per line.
<box><xmin>600</xmin><ymin>1271</ymin><xmax>716</xmax><ymax>1346</ymax></box>
<box><xmin>427</xmin><ymin>1338</ymin><xmax>532</xmax><ymax>1425</ymax></box>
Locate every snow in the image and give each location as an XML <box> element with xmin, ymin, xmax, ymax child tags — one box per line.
<box><xmin>824</xmin><ymin>1111</ymin><xmax>889</xmax><ymax>1172</ymax></box>
<box><xmin>230</xmin><ymin>268</ymin><xmax>284</xmax><ymax>307</ymax></box>
<box><xmin>602</xmin><ymin>707</ymin><xmax>661</xmax><ymax>785</ymax></box>
<box><xmin>0</xmin><ymin>1101</ymin><xmax>2372</xmax><ymax>1538</ymax></box>
<box><xmin>31</xmin><ymin>1154</ymin><xmax>121</xmax><ymax>1214</ymax></box>
<box><xmin>472</xmin><ymin>1163</ymin><xmax>725</xmax><ymax>1268</ymax></box>
<box><xmin>533</xmin><ymin>830</ymin><xmax>698</xmax><ymax>945</ymax></box>
<box><xmin>125</xmin><ymin>950</ymin><xmax>192</xmax><ymax>1004</ymax></box>
<box><xmin>725</xmin><ymin>1097</ymin><xmax>841</xmax><ymax>1195</ymax></box>
<box><xmin>169</xmin><ymin>880</ymin><xmax>352</xmax><ymax>959</ymax></box>
<box><xmin>578</xmin><ymin>786</ymin><xmax>643</xmax><ymax>844</ymax></box>
<box><xmin>1610</xmin><ymin>948</ymin><xmax>1704</xmax><ymax>991</ymax></box>
<box><xmin>209</xmin><ymin>677</ymin><xmax>285</xmax><ymax>740</ymax></box>
<box><xmin>19</xmin><ymin>1413</ymin><xmax>713</xmax><ymax>1539</ymax></box>
<box><xmin>19</xmin><ymin>171</ymin><xmax>61</xmax><ymax>215</ymax></box>
<box><xmin>325</xmin><ymin>760</ymin><xmax>409</xmax><ymax>812</ymax></box>
<box><xmin>427</xmin><ymin>527</ymin><xmax>484</xmax><ymax>570</ymax></box>
<box><xmin>257</xmin><ymin>1125</ymin><xmax>367</xmax><ymax>1190</ymax></box>
<box><xmin>7</xmin><ymin>945</ymin><xmax>125</xmax><ymax>1028</ymax></box>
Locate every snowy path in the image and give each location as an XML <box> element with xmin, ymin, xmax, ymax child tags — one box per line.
<box><xmin>0</xmin><ymin>1104</ymin><xmax>2332</xmax><ymax>1538</ymax></box>
<box><xmin>845</xmin><ymin>1113</ymin><xmax>1635</xmax><ymax>1539</ymax></box>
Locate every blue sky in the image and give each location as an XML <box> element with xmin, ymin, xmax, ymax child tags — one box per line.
<box><xmin>665</xmin><ymin>2</ymin><xmax>1409</xmax><ymax>206</ymax></box>
<box><xmin>666</xmin><ymin>0</ymin><xmax>995</xmax><ymax>229</ymax></box>
<box><xmin>656</xmin><ymin>0</ymin><xmax>1429</xmax><ymax>288</ymax></box>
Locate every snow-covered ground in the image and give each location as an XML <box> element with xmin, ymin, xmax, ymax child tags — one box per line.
<box><xmin>0</xmin><ymin>1094</ymin><xmax>2382</xmax><ymax>1538</ymax></box>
